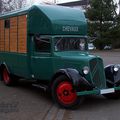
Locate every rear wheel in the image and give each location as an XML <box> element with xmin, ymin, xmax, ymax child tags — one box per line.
<box><xmin>2</xmin><ymin>67</ymin><xmax>18</xmax><ymax>86</ymax></box>
<box><xmin>52</xmin><ymin>75</ymin><xmax>83</xmax><ymax>109</ymax></box>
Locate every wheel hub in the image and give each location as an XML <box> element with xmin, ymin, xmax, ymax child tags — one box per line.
<box><xmin>56</xmin><ymin>81</ymin><xmax>77</xmax><ymax>105</ymax></box>
<box><xmin>63</xmin><ymin>90</ymin><xmax>69</xmax><ymax>96</ymax></box>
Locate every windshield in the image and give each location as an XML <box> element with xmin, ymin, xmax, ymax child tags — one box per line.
<box><xmin>54</xmin><ymin>37</ymin><xmax>86</xmax><ymax>52</ymax></box>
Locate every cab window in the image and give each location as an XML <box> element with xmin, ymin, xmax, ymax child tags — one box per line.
<box><xmin>34</xmin><ymin>35</ymin><xmax>50</xmax><ymax>53</ymax></box>
<box><xmin>54</xmin><ymin>37</ymin><xmax>86</xmax><ymax>52</ymax></box>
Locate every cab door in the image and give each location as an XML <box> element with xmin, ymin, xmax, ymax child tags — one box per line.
<box><xmin>30</xmin><ymin>36</ymin><xmax>53</xmax><ymax>80</ymax></box>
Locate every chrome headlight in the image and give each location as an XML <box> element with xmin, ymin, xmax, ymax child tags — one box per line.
<box><xmin>114</xmin><ymin>65</ymin><xmax>120</xmax><ymax>72</ymax></box>
<box><xmin>83</xmin><ymin>66</ymin><xmax>89</xmax><ymax>75</ymax></box>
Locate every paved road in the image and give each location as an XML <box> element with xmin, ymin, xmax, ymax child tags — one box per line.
<box><xmin>0</xmin><ymin>51</ymin><xmax>120</xmax><ymax>120</ymax></box>
<box><xmin>91</xmin><ymin>50</ymin><xmax>120</xmax><ymax>66</ymax></box>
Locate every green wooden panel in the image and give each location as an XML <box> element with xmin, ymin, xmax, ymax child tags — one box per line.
<box><xmin>0</xmin><ymin>52</ymin><xmax>31</xmax><ymax>78</ymax></box>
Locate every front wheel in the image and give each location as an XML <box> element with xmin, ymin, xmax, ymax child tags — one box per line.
<box><xmin>52</xmin><ymin>75</ymin><xmax>83</xmax><ymax>109</ymax></box>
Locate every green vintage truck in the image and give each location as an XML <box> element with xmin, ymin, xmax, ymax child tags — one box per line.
<box><xmin>0</xmin><ymin>5</ymin><xmax>120</xmax><ymax>108</ymax></box>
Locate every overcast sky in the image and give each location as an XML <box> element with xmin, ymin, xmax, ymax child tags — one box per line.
<box><xmin>27</xmin><ymin>0</ymin><xmax>119</xmax><ymax>4</ymax></box>
<box><xmin>56</xmin><ymin>0</ymin><xmax>78</xmax><ymax>3</ymax></box>
<box><xmin>27</xmin><ymin>0</ymin><xmax>83</xmax><ymax>4</ymax></box>
<box><xmin>58</xmin><ymin>0</ymin><xmax>119</xmax><ymax>4</ymax></box>
<box><xmin>27</xmin><ymin>0</ymin><xmax>119</xmax><ymax>12</ymax></box>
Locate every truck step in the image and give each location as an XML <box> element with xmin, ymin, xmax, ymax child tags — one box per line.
<box><xmin>32</xmin><ymin>83</ymin><xmax>48</xmax><ymax>91</ymax></box>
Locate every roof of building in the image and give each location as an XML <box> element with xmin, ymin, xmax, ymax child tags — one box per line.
<box><xmin>58</xmin><ymin>0</ymin><xmax>89</xmax><ymax>7</ymax></box>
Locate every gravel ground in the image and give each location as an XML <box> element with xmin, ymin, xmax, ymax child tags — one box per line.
<box><xmin>0</xmin><ymin>50</ymin><xmax>120</xmax><ymax>120</ymax></box>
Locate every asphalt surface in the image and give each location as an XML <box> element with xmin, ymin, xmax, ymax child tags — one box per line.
<box><xmin>0</xmin><ymin>51</ymin><xmax>120</xmax><ymax>120</ymax></box>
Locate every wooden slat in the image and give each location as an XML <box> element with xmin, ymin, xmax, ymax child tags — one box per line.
<box><xmin>0</xmin><ymin>20</ymin><xmax>5</xmax><ymax>51</ymax></box>
<box><xmin>5</xmin><ymin>29</ymin><xmax>10</xmax><ymax>51</ymax></box>
<box><xmin>10</xmin><ymin>17</ymin><xmax>17</xmax><ymax>52</ymax></box>
<box><xmin>18</xmin><ymin>15</ymin><xmax>27</xmax><ymax>53</ymax></box>
<box><xmin>0</xmin><ymin>15</ymin><xmax>27</xmax><ymax>53</ymax></box>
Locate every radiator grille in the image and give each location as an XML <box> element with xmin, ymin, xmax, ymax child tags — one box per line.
<box><xmin>90</xmin><ymin>58</ymin><xmax>106</xmax><ymax>88</ymax></box>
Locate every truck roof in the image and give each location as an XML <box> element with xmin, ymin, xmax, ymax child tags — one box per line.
<box><xmin>0</xmin><ymin>5</ymin><xmax>87</xmax><ymax>35</ymax></box>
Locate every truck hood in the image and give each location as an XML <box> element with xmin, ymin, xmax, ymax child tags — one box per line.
<box><xmin>53</xmin><ymin>51</ymin><xmax>106</xmax><ymax>89</ymax></box>
<box><xmin>54</xmin><ymin>51</ymin><xmax>98</xmax><ymax>62</ymax></box>
<box><xmin>53</xmin><ymin>51</ymin><xmax>101</xmax><ymax>74</ymax></box>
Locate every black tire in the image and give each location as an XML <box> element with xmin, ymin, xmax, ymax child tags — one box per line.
<box><xmin>2</xmin><ymin>67</ymin><xmax>18</xmax><ymax>86</ymax></box>
<box><xmin>51</xmin><ymin>75</ymin><xmax>83</xmax><ymax>109</ymax></box>
<box><xmin>103</xmin><ymin>91</ymin><xmax>120</xmax><ymax>99</ymax></box>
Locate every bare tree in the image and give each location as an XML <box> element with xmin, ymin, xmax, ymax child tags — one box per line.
<box><xmin>14</xmin><ymin>0</ymin><xmax>26</xmax><ymax>9</ymax></box>
<box><xmin>27</xmin><ymin>0</ymin><xmax>54</xmax><ymax>7</ymax></box>
<box><xmin>118</xmin><ymin>0</ymin><xmax>120</xmax><ymax>15</ymax></box>
<box><xmin>2</xmin><ymin>0</ymin><xmax>27</xmax><ymax>12</ymax></box>
<box><xmin>0</xmin><ymin>0</ymin><xmax>3</xmax><ymax>13</ymax></box>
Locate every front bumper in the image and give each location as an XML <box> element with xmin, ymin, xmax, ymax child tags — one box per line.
<box><xmin>77</xmin><ymin>86</ymin><xmax>120</xmax><ymax>96</ymax></box>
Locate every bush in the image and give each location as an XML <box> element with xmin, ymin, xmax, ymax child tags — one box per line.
<box><xmin>93</xmin><ymin>39</ymin><xmax>112</xmax><ymax>50</ymax></box>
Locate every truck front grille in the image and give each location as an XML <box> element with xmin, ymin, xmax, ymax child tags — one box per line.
<box><xmin>89</xmin><ymin>58</ymin><xmax>106</xmax><ymax>88</ymax></box>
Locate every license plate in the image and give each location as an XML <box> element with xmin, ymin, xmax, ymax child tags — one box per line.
<box><xmin>100</xmin><ymin>88</ymin><xmax>115</xmax><ymax>94</ymax></box>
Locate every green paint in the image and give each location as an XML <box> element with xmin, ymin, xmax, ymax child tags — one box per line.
<box><xmin>77</xmin><ymin>87</ymin><xmax>120</xmax><ymax>96</ymax></box>
<box><xmin>28</xmin><ymin>5</ymin><xmax>87</xmax><ymax>35</ymax></box>
<box><xmin>77</xmin><ymin>90</ymin><xmax>100</xmax><ymax>96</ymax></box>
<box><xmin>115</xmin><ymin>87</ymin><xmax>120</xmax><ymax>91</ymax></box>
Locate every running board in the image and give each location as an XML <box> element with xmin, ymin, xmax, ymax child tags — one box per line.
<box><xmin>32</xmin><ymin>83</ymin><xmax>48</xmax><ymax>91</ymax></box>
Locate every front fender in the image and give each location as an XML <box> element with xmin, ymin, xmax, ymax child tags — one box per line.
<box><xmin>53</xmin><ymin>68</ymin><xmax>93</xmax><ymax>91</ymax></box>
